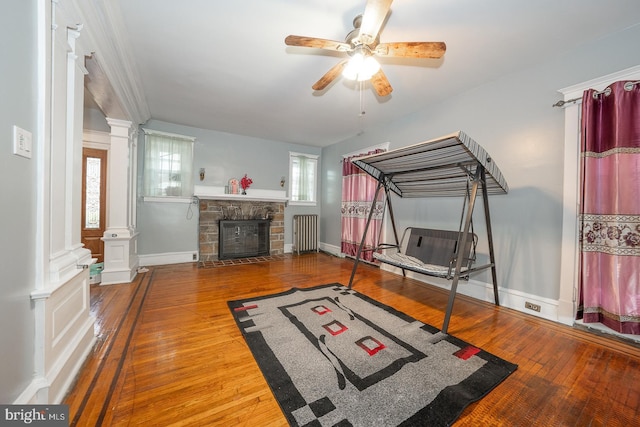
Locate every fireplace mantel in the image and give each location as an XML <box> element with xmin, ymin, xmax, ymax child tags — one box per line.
<box><xmin>194</xmin><ymin>185</ymin><xmax>288</xmax><ymax>203</ymax></box>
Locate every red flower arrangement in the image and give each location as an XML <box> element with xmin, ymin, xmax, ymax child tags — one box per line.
<box><xmin>240</xmin><ymin>174</ymin><xmax>253</xmax><ymax>194</ymax></box>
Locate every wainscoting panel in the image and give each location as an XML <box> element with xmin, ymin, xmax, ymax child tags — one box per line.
<box><xmin>28</xmin><ymin>269</ymin><xmax>96</xmax><ymax>404</ymax></box>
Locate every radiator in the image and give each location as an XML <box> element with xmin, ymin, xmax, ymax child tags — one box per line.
<box><xmin>293</xmin><ymin>214</ymin><xmax>319</xmax><ymax>255</ymax></box>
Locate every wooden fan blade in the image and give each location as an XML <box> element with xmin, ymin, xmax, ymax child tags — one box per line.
<box><xmin>312</xmin><ymin>60</ymin><xmax>348</xmax><ymax>91</ymax></box>
<box><xmin>370</xmin><ymin>68</ymin><xmax>393</xmax><ymax>97</ymax></box>
<box><xmin>375</xmin><ymin>42</ymin><xmax>446</xmax><ymax>58</ymax></box>
<box><xmin>358</xmin><ymin>0</ymin><xmax>393</xmax><ymax>45</ymax></box>
<box><xmin>285</xmin><ymin>35</ymin><xmax>351</xmax><ymax>52</ymax></box>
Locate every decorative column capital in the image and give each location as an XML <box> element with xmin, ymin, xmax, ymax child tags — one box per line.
<box><xmin>106</xmin><ymin>118</ymin><xmax>133</xmax><ymax>138</ymax></box>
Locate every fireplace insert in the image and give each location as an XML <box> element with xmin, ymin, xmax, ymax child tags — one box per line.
<box><xmin>218</xmin><ymin>219</ymin><xmax>270</xmax><ymax>260</ymax></box>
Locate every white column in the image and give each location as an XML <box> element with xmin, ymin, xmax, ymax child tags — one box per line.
<box><xmin>105</xmin><ymin>118</ymin><xmax>133</xmax><ymax>235</ymax></box>
<box><xmin>27</xmin><ymin>4</ymin><xmax>95</xmax><ymax>404</ymax></box>
<box><xmin>101</xmin><ymin>118</ymin><xmax>139</xmax><ymax>284</ymax></box>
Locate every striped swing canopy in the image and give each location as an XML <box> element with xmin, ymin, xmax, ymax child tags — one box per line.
<box><xmin>352</xmin><ymin>131</ymin><xmax>509</xmax><ymax>198</ymax></box>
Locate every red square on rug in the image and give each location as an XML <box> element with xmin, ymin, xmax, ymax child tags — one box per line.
<box><xmin>454</xmin><ymin>345</ymin><xmax>481</xmax><ymax>360</ymax></box>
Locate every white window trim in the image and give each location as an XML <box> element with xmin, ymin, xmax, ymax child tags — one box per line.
<box><xmin>289</xmin><ymin>152</ymin><xmax>319</xmax><ymax>206</ymax></box>
<box><xmin>557</xmin><ymin>65</ymin><xmax>640</xmax><ymax>325</ymax></box>
<box><xmin>142</xmin><ymin>128</ymin><xmax>196</xmax><ymax>142</ymax></box>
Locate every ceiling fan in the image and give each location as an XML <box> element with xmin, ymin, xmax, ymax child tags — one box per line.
<box><xmin>284</xmin><ymin>0</ymin><xmax>446</xmax><ymax>97</ymax></box>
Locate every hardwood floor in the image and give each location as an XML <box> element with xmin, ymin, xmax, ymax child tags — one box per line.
<box><xmin>64</xmin><ymin>253</ymin><xmax>640</xmax><ymax>426</ymax></box>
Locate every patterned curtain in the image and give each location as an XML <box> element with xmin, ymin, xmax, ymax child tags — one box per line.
<box><xmin>577</xmin><ymin>80</ymin><xmax>640</xmax><ymax>334</ymax></box>
<box><xmin>341</xmin><ymin>150</ymin><xmax>386</xmax><ymax>262</ymax></box>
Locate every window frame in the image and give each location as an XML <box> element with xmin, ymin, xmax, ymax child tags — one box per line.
<box><xmin>142</xmin><ymin>128</ymin><xmax>195</xmax><ymax>202</ymax></box>
<box><xmin>288</xmin><ymin>151</ymin><xmax>319</xmax><ymax>206</ymax></box>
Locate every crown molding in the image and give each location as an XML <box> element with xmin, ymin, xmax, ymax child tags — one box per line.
<box><xmin>68</xmin><ymin>0</ymin><xmax>150</xmax><ymax>126</ymax></box>
<box><xmin>559</xmin><ymin>64</ymin><xmax>640</xmax><ymax>99</ymax></box>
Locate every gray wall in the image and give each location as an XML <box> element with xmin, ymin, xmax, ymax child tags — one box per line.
<box><xmin>320</xmin><ymin>24</ymin><xmax>640</xmax><ymax>301</ymax></box>
<box><xmin>136</xmin><ymin>120</ymin><xmax>322</xmax><ymax>256</ymax></box>
<box><xmin>83</xmin><ymin>105</ymin><xmax>110</xmax><ymax>133</ymax></box>
<box><xmin>0</xmin><ymin>0</ymin><xmax>37</xmax><ymax>403</ymax></box>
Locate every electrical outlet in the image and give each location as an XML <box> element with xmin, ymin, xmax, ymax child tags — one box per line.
<box><xmin>192</xmin><ymin>253</ymin><xmax>197</xmax><ymax>261</ymax></box>
<box><xmin>525</xmin><ymin>301</ymin><xmax>541</xmax><ymax>312</ymax></box>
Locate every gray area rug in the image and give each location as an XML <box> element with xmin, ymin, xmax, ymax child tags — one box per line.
<box><xmin>228</xmin><ymin>283</ymin><xmax>517</xmax><ymax>426</ymax></box>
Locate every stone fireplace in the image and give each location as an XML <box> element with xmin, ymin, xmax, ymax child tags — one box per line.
<box><xmin>198</xmin><ymin>198</ymin><xmax>285</xmax><ymax>262</ymax></box>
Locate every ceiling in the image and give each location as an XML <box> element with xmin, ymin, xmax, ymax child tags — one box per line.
<box><xmin>108</xmin><ymin>0</ymin><xmax>640</xmax><ymax>147</ymax></box>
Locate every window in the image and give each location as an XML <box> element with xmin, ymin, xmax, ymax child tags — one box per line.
<box><xmin>142</xmin><ymin>129</ymin><xmax>195</xmax><ymax>198</ymax></box>
<box><xmin>557</xmin><ymin>65</ymin><xmax>640</xmax><ymax>325</ymax></box>
<box><xmin>289</xmin><ymin>152</ymin><xmax>318</xmax><ymax>205</ymax></box>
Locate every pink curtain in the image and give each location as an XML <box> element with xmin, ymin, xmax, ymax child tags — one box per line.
<box><xmin>577</xmin><ymin>80</ymin><xmax>640</xmax><ymax>334</ymax></box>
<box><xmin>341</xmin><ymin>150</ymin><xmax>385</xmax><ymax>262</ymax></box>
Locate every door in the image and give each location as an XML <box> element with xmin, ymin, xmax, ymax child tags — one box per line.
<box><xmin>81</xmin><ymin>148</ymin><xmax>107</xmax><ymax>263</ymax></box>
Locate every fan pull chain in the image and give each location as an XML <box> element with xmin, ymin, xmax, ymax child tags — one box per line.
<box><xmin>356</xmin><ymin>80</ymin><xmax>366</xmax><ymax>135</ymax></box>
<box><xmin>359</xmin><ymin>80</ymin><xmax>366</xmax><ymax>117</ymax></box>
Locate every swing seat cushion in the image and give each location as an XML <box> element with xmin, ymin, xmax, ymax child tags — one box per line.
<box><xmin>373</xmin><ymin>252</ymin><xmax>466</xmax><ymax>277</ymax></box>
<box><xmin>373</xmin><ymin>228</ymin><xmax>476</xmax><ymax>278</ymax></box>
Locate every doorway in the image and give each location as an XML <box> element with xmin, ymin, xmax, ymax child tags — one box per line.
<box><xmin>81</xmin><ymin>148</ymin><xmax>107</xmax><ymax>263</ymax></box>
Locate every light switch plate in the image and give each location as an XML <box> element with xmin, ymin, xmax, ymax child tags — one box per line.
<box><xmin>13</xmin><ymin>125</ymin><xmax>32</xmax><ymax>159</ymax></box>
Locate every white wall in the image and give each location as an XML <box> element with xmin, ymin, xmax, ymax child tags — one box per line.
<box><xmin>0</xmin><ymin>0</ymin><xmax>38</xmax><ymax>404</ymax></box>
<box><xmin>320</xmin><ymin>25</ymin><xmax>640</xmax><ymax>315</ymax></box>
<box><xmin>83</xmin><ymin>105</ymin><xmax>110</xmax><ymax>133</ymax></box>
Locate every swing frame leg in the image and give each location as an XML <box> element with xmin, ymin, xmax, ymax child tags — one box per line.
<box><xmin>441</xmin><ymin>167</ymin><xmax>481</xmax><ymax>334</ymax></box>
<box><xmin>348</xmin><ymin>180</ymin><xmax>385</xmax><ymax>288</ymax></box>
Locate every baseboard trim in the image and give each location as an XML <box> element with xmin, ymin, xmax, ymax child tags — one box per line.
<box><xmin>138</xmin><ymin>251</ymin><xmax>198</xmax><ymax>266</ymax></box>
<box><xmin>319</xmin><ymin>242</ymin><xmax>342</xmax><ymax>257</ymax></box>
<box><xmin>319</xmin><ymin>243</ymin><xmax>563</xmax><ymax>322</ymax></box>
<box><xmin>100</xmin><ymin>267</ymin><xmax>138</xmax><ymax>285</ymax></box>
<box><xmin>16</xmin><ymin>308</ymin><xmax>96</xmax><ymax>405</ymax></box>
<box><xmin>13</xmin><ymin>378</ymin><xmax>47</xmax><ymax>405</ymax></box>
<box><xmin>378</xmin><ymin>264</ymin><xmax>563</xmax><ymax>324</ymax></box>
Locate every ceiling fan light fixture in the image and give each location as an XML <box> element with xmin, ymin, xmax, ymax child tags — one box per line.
<box><xmin>285</xmin><ymin>0</ymin><xmax>446</xmax><ymax>96</ymax></box>
<box><xmin>342</xmin><ymin>53</ymin><xmax>380</xmax><ymax>81</ymax></box>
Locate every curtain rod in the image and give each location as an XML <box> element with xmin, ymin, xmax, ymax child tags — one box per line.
<box><xmin>553</xmin><ymin>80</ymin><xmax>639</xmax><ymax>108</ymax></box>
<box><xmin>552</xmin><ymin>97</ymin><xmax>581</xmax><ymax>108</ymax></box>
<box><xmin>142</xmin><ymin>127</ymin><xmax>196</xmax><ymax>141</ymax></box>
